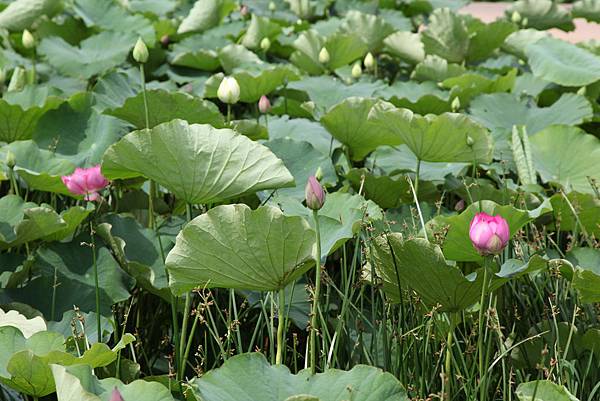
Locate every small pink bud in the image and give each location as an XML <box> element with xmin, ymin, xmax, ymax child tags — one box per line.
<box><xmin>305</xmin><ymin>176</ymin><xmax>325</xmax><ymax>210</ymax></box>
<box><xmin>258</xmin><ymin>95</ymin><xmax>271</xmax><ymax>114</ymax></box>
<box><xmin>160</xmin><ymin>34</ymin><xmax>170</xmax><ymax>47</ymax></box>
<box><xmin>61</xmin><ymin>165</ymin><xmax>109</xmax><ymax>201</ymax></box>
<box><xmin>110</xmin><ymin>388</ymin><xmax>124</xmax><ymax>401</ymax></box>
<box><xmin>454</xmin><ymin>199</ymin><xmax>465</xmax><ymax>212</ymax></box>
<box><xmin>240</xmin><ymin>4</ymin><xmax>249</xmax><ymax>17</ymax></box>
<box><xmin>469</xmin><ymin>212</ymin><xmax>510</xmax><ymax>255</ymax></box>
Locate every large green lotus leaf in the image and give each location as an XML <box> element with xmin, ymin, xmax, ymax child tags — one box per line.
<box><xmin>38</xmin><ymin>31</ymin><xmax>135</xmax><ymax>79</ymax></box>
<box><xmin>470</xmin><ymin>93</ymin><xmax>592</xmax><ymax>136</ymax></box>
<box><xmin>217</xmin><ymin>44</ymin><xmax>265</xmax><ymax>73</ymax></box>
<box><xmin>166</xmin><ymin>204</ymin><xmax>316</xmax><ymax>294</ymax></box>
<box><xmin>290</xmin><ymin>30</ymin><xmax>368</xmax><ymax>75</ymax></box>
<box><xmin>566</xmin><ymin>248</ymin><xmax>600</xmax><ymax>303</ymax></box>
<box><xmin>263</xmin><ymin>138</ymin><xmax>337</xmax><ymax>200</ymax></box>
<box><xmin>1</xmin><ymin>233</ymin><xmax>134</xmax><ymax>319</ymax></box>
<box><xmin>177</xmin><ymin>0</ymin><xmax>236</xmax><ymax>34</ymax></box>
<box><xmin>0</xmin><ymin>195</ymin><xmax>78</xmax><ymax>249</ymax></box>
<box><xmin>0</xmin><ymin>87</ymin><xmax>63</xmax><ymax>142</ymax></box>
<box><xmin>52</xmin><ymin>364</ymin><xmax>175</xmax><ymax>401</ymax></box>
<box><xmin>375</xmin><ymin>80</ymin><xmax>451</xmax><ymax>115</ymax></box>
<box><xmin>96</xmin><ymin>214</ymin><xmax>173</xmax><ymax>301</ymax></box>
<box><xmin>369</xmin><ymin>235</ymin><xmax>485</xmax><ymax>312</ymax></box>
<box><xmin>0</xmin><ymin>140</ymin><xmax>75</xmax><ymax>195</ymax></box>
<box><xmin>338</xmin><ymin>10</ymin><xmax>395</xmax><ymax>52</ymax></box>
<box><xmin>506</xmin><ymin>0</ymin><xmax>574</xmax><ymax>31</ymax></box>
<box><xmin>102</xmin><ymin>119</ymin><xmax>294</xmax><ymax>204</ymax></box>
<box><xmin>48</xmin><ymin>310</ymin><xmax>113</xmax><ymax>346</ymax></box>
<box><xmin>276</xmin><ymin>192</ymin><xmax>382</xmax><ymax>257</ymax></box>
<box><xmin>0</xmin><ymin>0</ymin><xmax>61</xmax><ymax>31</ymax></box>
<box><xmin>465</xmin><ymin>19</ymin><xmax>517</xmax><ymax>62</ymax></box>
<box><xmin>368</xmin><ymin>145</ymin><xmax>468</xmax><ymax>181</ymax></box>
<box><xmin>73</xmin><ymin>0</ymin><xmax>155</xmax><ymax>44</ymax></box>
<box><xmin>105</xmin><ymin>89</ymin><xmax>224</xmax><ymax>129</ymax></box>
<box><xmin>411</xmin><ymin>55</ymin><xmax>466</xmax><ymax>83</ymax></box>
<box><xmin>502</xmin><ymin>29</ymin><xmax>549</xmax><ymax>59</ymax></box>
<box><xmin>168</xmin><ymin>29</ymin><xmax>231</xmax><ymax>71</ymax></box>
<box><xmin>515</xmin><ymin>380</ymin><xmax>579</xmax><ymax>401</ymax></box>
<box><xmin>369</xmin><ymin>104</ymin><xmax>493</xmax><ymax>163</ymax></box>
<box><xmin>190</xmin><ymin>352</ymin><xmax>408</xmax><ymax>401</ymax></box>
<box><xmin>383</xmin><ymin>31</ymin><xmax>425</xmax><ymax>65</ymax></box>
<box><xmin>91</xmin><ymin>70</ymin><xmax>139</xmax><ymax>112</ymax></box>
<box><xmin>441</xmin><ymin>69</ymin><xmax>516</xmax><ymax>107</ymax></box>
<box><xmin>241</xmin><ymin>14</ymin><xmax>282</xmax><ymax>50</ymax></box>
<box><xmin>204</xmin><ymin>66</ymin><xmax>299</xmax><ymax>103</ymax></box>
<box><xmin>427</xmin><ymin>200</ymin><xmax>552</xmax><ymax>262</ymax></box>
<box><xmin>573</xmin><ymin>0</ymin><xmax>600</xmax><ymax>22</ymax></box>
<box><xmin>33</xmin><ymin>92</ymin><xmax>130</xmax><ymax>166</ymax></box>
<box><xmin>346</xmin><ymin>168</ymin><xmax>438</xmax><ymax>209</ymax></box>
<box><xmin>42</xmin><ymin>204</ymin><xmax>94</xmax><ymax>243</ymax></box>
<box><xmin>321</xmin><ymin>97</ymin><xmax>401</xmax><ymax>161</ymax></box>
<box><xmin>421</xmin><ymin>8</ymin><xmax>470</xmax><ymax>63</ymax></box>
<box><xmin>530</xmin><ymin>125</ymin><xmax>600</xmax><ymax>194</ymax></box>
<box><xmin>0</xmin><ymin>308</ymin><xmax>46</xmax><ymax>339</ymax></box>
<box><xmin>267</xmin><ymin>116</ymin><xmax>340</xmax><ymax>156</ymax></box>
<box><xmin>525</xmin><ymin>37</ymin><xmax>600</xmax><ymax>87</ymax></box>
<box><xmin>288</xmin><ymin>77</ymin><xmax>385</xmax><ymax>115</ymax></box>
<box><xmin>550</xmin><ymin>192</ymin><xmax>600</xmax><ymax>238</ymax></box>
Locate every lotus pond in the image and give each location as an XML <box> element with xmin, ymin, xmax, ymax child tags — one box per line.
<box><xmin>0</xmin><ymin>0</ymin><xmax>600</xmax><ymax>400</ymax></box>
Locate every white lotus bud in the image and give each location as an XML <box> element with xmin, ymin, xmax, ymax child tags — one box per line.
<box><xmin>268</xmin><ymin>1</ymin><xmax>276</xmax><ymax>11</ymax></box>
<box><xmin>451</xmin><ymin>96</ymin><xmax>461</xmax><ymax>112</ymax></box>
<box><xmin>260</xmin><ymin>37</ymin><xmax>271</xmax><ymax>51</ymax></box>
<box><xmin>132</xmin><ymin>37</ymin><xmax>149</xmax><ymax>63</ymax></box>
<box><xmin>511</xmin><ymin>11</ymin><xmax>521</xmax><ymax>24</ymax></box>
<box><xmin>7</xmin><ymin>67</ymin><xmax>25</xmax><ymax>92</ymax></box>
<box><xmin>364</xmin><ymin>52</ymin><xmax>375</xmax><ymax>70</ymax></box>
<box><xmin>22</xmin><ymin>29</ymin><xmax>35</xmax><ymax>49</ymax></box>
<box><xmin>217</xmin><ymin>76</ymin><xmax>240</xmax><ymax>104</ymax></box>
<box><xmin>351</xmin><ymin>62</ymin><xmax>362</xmax><ymax>78</ymax></box>
<box><xmin>318</xmin><ymin>47</ymin><xmax>330</xmax><ymax>64</ymax></box>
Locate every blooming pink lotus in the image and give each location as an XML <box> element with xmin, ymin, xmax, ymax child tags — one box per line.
<box><xmin>469</xmin><ymin>212</ymin><xmax>510</xmax><ymax>255</ymax></box>
<box><xmin>61</xmin><ymin>165</ymin><xmax>109</xmax><ymax>201</ymax></box>
<box><xmin>305</xmin><ymin>175</ymin><xmax>325</xmax><ymax>210</ymax></box>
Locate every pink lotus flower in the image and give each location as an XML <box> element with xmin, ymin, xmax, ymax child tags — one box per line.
<box><xmin>305</xmin><ymin>176</ymin><xmax>325</xmax><ymax>210</ymax></box>
<box><xmin>258</xmin><ymin>95</ymin><xmax>271</xmax><ymax>114</ymax></box>
<box><xmin>61</xmin><ymin>165</ymin><xmax>109</xmax><ymax>201</ymax></box>
<box><xmin>110</xmin><ymin>388</ymin><xmax>124</xmax><ymax>401</ymax></box>
<box><xmin>469</xmin><ymin>212</ymin><xmax>510</xmax><ymax>255</ymax></box>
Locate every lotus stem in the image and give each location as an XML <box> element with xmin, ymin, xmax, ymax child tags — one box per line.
<box><xmin>90</xmin><ymin>222</ymin><xmax>101</xmax><ymax>343</ymax></box>
<box><xmin>310</xmin><ymin>209</ymin><xmax>322</xmax><ymax>374</ymax></box>
<box><xmin>276</xmin><ymin>288</ymin><xmax>285</xmax><ymax>365</ymax></box>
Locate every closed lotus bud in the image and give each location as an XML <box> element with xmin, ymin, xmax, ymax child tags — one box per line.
<box><xmin>160</xmin><ymin>34</ymin><xmax>170</xmax><ymax>48</ymax></box>
<box><xmin>109</xmin><ymin>388</ymin><xmax>124</xmax><ymax>401</ymax></box>
<box><xmin>260</xmin><ymin>37</ymin><xmax>271</xmax><ymax>51</ymax></box>
<box><xmin>258</xmin><ymin>95</ymin><xmax>271</xmax><ymax>113</ymax></box>
<box><xmin>22</xmin><ymin>29</ymin><xmax>35</xmax><ymax>49</ymax></box>
<box><xmin>364</xmin><ymin>52</ymin><xmax>375</xmax><ymax>70</ymax></box>
<box><xmin>466</xmin><ymin>135</ymin><xmax>474</xmax><ymax>147</ymax></box>
<box><xmin>522</xmin><ymin>17</ymin><xmax>528</xmax><ymax>27</ymax></box>
<box><xmin>6</xmin><ymin>150</ymin><xmax>16</xmax><ymax>168</ymax></box>
<box><xmin>217</xmin><ymin>76</ymin><xmax>240</xmax><ymax>104</ymax></box>
<box><xmin>351</xmin><ymin>62</ymin><xmax>362</xmax><ymax>78</ymax></box>
<box><xmin>132</xmin><ymin>37</ymin><xmax>149</xmax><ymax>63</ymax></box>
<box><xmin>318</xmin><ymin>47</ymin><xmax>330</xmax><ymax>64</ymax></box>
<box><xmin>269</xmin><ymin>1</ymin><xmax>276</xmax><ymax>11</ymax></box>
<box><xmin>7</xmin><ymin>67</ymin><xmax>26</xmax><ymax>92</ymax></box>
<box><xmin>305</xmin><ymin>175</ymin><xmax>325</xmax><ymax>210</ymax></box>
<box><xmin>577</xmin><ymin>86</ymin><xmax>586</xmax><ymax>96</ymax></box>
<box><xmin>314</xmin><ymin>166</ymin><xmax>323</xmax><ymax>181</ymax></box>
<box><xmin>511</xmin><ymin>11</ymin><xmax>521</xmax><ymax>24</ymax></box>
<box><xmin>469</xmin><ymin>212</ymin><xmax>510</xmax><ymax>255</ymax></box>
<box><xmin>451</xmin><ymin>96</ymin><xmax>461</xmax><ymax>111</ymax></box>
<box><xmin>454</xmin><ymin>199</ymin><xmax>465</xmax><ymax>212</ymax></box>
<box><xmin>240</xmin><ymin>4</ymin><xmax>249</xmax><ymax>17</ymax></box>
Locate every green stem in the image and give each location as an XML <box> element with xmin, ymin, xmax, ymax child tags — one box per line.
<box><xmin>478</xmin><ymin>257</ymin><xmax>491</xmax><ymax>401</ymax></box>
<box><xmin>276</xmin><ymin>288</ymin><xmax>285</xmax><ymax>365</ymax></box>
<box><xmin>414</xmin><ymin>158</ymin><xmax>421</xmax><ymax>199</ymax></box>
<box><xmin>139</xmin><ymin>65</ymin><xmax>150</xmax><ymax>129</ymax></box>
<box><xmin>310</xmin><ymin>209</ymin><xmax>322</xmax><ymax>374</ymax></box>
<box><xmin>182</xmin><ymin>309</ymin><xmax>199</xmax><ymax>374</ymax></box>
<box><xmin>90</xmin><ymin>222</ymin><xmax>101</xmax><ymax>343</ymax></box>
<box><xmin>139</xmin><ymin>64</ymin><xmax>156</xmax><ymax>230</ymax></box>
<box><xmin>444</xmin><ymin>313</ymin><xmax>457</xmax><ymax>400</ymax></box>
<box><xmin>227</xmin><ymin>104</ymin><xmax>232</xmax><ymax>124</ymax></box>
<box><xmin>178</xmin><ymin>292</ymin><xmax>192</xmax><ymax>380</ymax></box>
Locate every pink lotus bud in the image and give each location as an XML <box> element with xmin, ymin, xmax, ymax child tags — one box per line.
<box><xmin>454</xmin><ymin>199</ymin><xmax>465</xmax><ymax>212</ymax></box>
<box><xmin>305</xmin><ymin>176</ymin><xmax>325</xmax><ymax>210</ymax></box>
<box><xmin>258</xmin><ymin>95</ymin><xmax>271</xmax><ymax>113</ymax></box>
<box><xmin>160</xmin><ymin>34</ymin><xmax>170</xmax><ymax>47</ymax></box>
<box><xmin>469</xmin><ymin>212</ymin><xmax>510</xmax><ymax>255</ymax></box>
<box><xmin>240</xmin><ymin>4</ymin><xmax>249</xmax><ymax>17</ymax></box>
<box><xmin>110</xmin><ymin>388</ymin><xmax>124</xmax><ymax>401</ymax></box>
<box><xmin>61</xmin><ymin>165</ymin><xmax>109</xmax><ymax>201</ymax></box>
